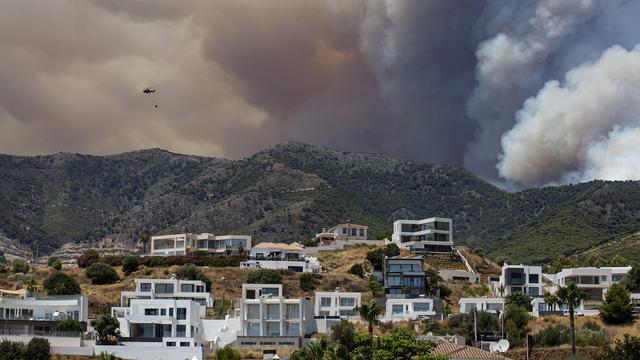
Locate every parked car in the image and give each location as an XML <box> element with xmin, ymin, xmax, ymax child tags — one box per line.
<box><xmin>563</xmin><ymin>310</ymin><xmax>584</xmax><ymax>317</ymax></box>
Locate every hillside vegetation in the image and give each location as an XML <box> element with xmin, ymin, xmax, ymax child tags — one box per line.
<box><xmin>2</xmin><ymin>142</ymin><xmax>640</xmax><ymax>264</ymax></box>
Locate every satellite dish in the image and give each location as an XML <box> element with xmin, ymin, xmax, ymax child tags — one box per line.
<box><xmin>496</xmin><ymin>339</ymin><xmax>510</xmax><ymax>352</ymax></box>
<box><xmin>489</xmin><ymin>342</ymin><xmax>499</xmax><ymax>353</ymax></box>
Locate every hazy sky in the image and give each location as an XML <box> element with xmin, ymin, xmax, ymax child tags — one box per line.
<box><xmin>2</xmin><ymin>0</ymin><xmax>640</xmax><ymax>188</ymax></box>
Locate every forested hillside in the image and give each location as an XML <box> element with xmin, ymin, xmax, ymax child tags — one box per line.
<box><xmin>1</xmin><ymin>141</ymin><xmax>639</xmax><ymax>263</ymax></box>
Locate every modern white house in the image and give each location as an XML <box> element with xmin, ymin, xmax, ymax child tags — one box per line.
<box><xmin>150</xmin><ymin>233</ymin><xmax>251</xmax><ymax>256</ymax></box>
<box><xmin>240</xmin><ymin>242</ymin><xmax>321</xmax><ymax>273</ymax></box>
<box><xmin>119</xmin><ymin>276</ymin><xmax>214</xmax><ymax>317</ymax></box>
<box><xmin>391</xmin><ymin>217</ymin><xmax>453</xmax><ymax>253</ymax></box>
<box><xmin>0</xmin><ymin>288</ymin><xmax>90</xmax><ymax>355</ymax></box>
<box><xmin>382</xmin><ymin>256</ymin><xmax>427</xmax><ymax>298</ymax></box>
<box><xmin>384</xmin><ymin>297</ymin><xmax>436</xmax><ymax>320</ymax></box>
<box><xmin>314</xmin><ymin>290</ymin><xmax>361</xmax><ymax>333</ymax></box>
<box><xmin>237</xmin><ymin>284</ymin><xmax>314</xmax><ymax>349</ymax></box>
<box><xmin>458</xmin><ymin>297</ymin><xmax>504</xmax><ymax>314</ymax></box>
<box><xmin>498</xmin><ymin>264</ymin><xmax>543</xmax><ymax>297</ymax></box>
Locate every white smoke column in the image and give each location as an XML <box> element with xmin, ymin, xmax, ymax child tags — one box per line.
<box><xmin>498</xmin><ymin>45</ymin><xmax>640</xmax><ymax>186</ymax></box>
<box><xmin>465</xmin><ymin>0</ymin><xmax>612</xmax><ymax>180</ymax></box>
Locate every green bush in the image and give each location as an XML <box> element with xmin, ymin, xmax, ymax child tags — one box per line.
<box><xmin>0</xmin><ymin>339</ymin><xmax>25</xmax><ymax>358</ymax></box>
<box><xmin>439</xmin><ymin>285</ymin><xmax>452</xmax><ymax>299</ymax></box>
<box><xmin>56</xmin><ymin>319</ymin><xmax>83</xmax><ymax>333</ymax></box>
<box><xmin>212</xmin><ymin>346</ymin><xmax>241</xmax><ymax>360</ymax></box>
<box><xmin>25</xmin><ymin>338</ymin><xmax>50</xmax><ymax>360</ymax></box>
<box><xmin>91</xmin><ymin>314</ymin><xmax>120</xmax><ymax>345</ymax></box>
<box><xmin>331</xmin><ymin>319</ymin><xmax>357</xmax><ymax>350</ymax></box>
<box><xmin>11</xmin><ymin>259</ymin><xmax>29</xmax><ymax>274</ymax></box>
<box><xmin>601</xmin><ymin>334</ymin><xmax>640</xmax><ymax>360</ymax></box>
<box><xmin>86</xmin><ymin>262</ymin><xmax>119</xmax><ymax>285</ymax></box>
<box><xmin>50</xmin><ymin>258</ymin><xmax>62</xmax><ymax>271</ymax></box>
<box><xmin>366</xmin><ymin>244</ymin><xmax>401</xmax><ymax>271</ymax></box>
<box><xmin>368</xmin><ymin>275</ymin><xmax>383</xmax><ymax>297</ymax></box>
<box><xmin>534</xmin><ymin>325</ymin><xmax>569</xmax><ymax>347</ymax></box>
<box><xmin>121</xmin><ymin>256</ymin><xmax>140</xmax><ymax>275</ymax></box>
<box><xmin>505</xmin><ymin>304</ymin><xmax>530</xmax><ymax>347</ymax></box>
<box><xmin>140</xmin><ymin>255</ymin><xmax>245</xmax><ymax>268</ymax></box>
<box><xmin>43</xmin><ymin>271</ymin><xmax>81</xmax><ymax>295</ymax></box>
<box><xmin>348</xmin><ymin>263</ymin><xmax>365</xmax><ymax>278</ymax></box>
<box><xmin>175</xmin><ymin>263</ymin><xmax>212</xmax><ymax>291</ymax></box>
<box><xmin>246</xmin><ymin>269</ymin><xmax>282</xmax><ymax>284</ymax></box>
<box><xmin>77</xmin><ymin>250</ymin><xmax>101</xmax><ymax>268</ymax></box>
<box><xmin>299</xmin><ymin>273</ymin><xmax>322</xmax><ymax>291</ymax></box>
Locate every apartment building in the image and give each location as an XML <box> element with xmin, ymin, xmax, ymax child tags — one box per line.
<box><xmin>391</xmin><ymin>217</ymin><xmax>453</xmax><ymax>253</ymax></box>
<box><xmin>150</xmin><ymin>233</ymin><xmax>251</xmax><ymax>256</ymax></box>
<box><xmin>499</xmin><ymin>264</ymin><xmax>543</xmax><ymax>297</ymax></box>
<box><xmin>0</xmin><ymin>288</ymin><xmax>88</xmax><ymax>336</ymax></box>
<box><xmin>237</xmin><ymin>284</ymin><xmax>314</xmax><ymax>349</ymax></box>
<box><xmin>385</xmin><ymin>297</ymin><xmax>436</xmax><ymax>320</ymax></box>
<box><xmin>458</xmin><ymin>297</ymin><xmax>504</xmax><ymax>314</ymax></box>
<box><xmin>119</xmin><ymin>276</ymin><xmax>213</xmax><ymax>317</ymax></box>
<box><xmin>240</xmin><ymin>242</ymin><xmax>321</xmax><ymax>273</ymax></box>
<box><xmin>382</xmin><ymin>256</ymin><xmax>428</xmax><ymax>298</ymax></box>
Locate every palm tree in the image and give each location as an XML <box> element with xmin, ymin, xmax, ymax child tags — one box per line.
<box><xmin>139</xmin><ymin>230</ymin><xmax>150</xmax><ymax>254</ymax></box>
<box><xmin>557</xmin><ymin>282</ymin><xmax>588</xmax><ymax>356</ymax></box>
<box><xmin>543</xmin><ymin>292</ymin><xmax>560</xmax><ymax>311</ymax></box>
<box><xmin>497</xmin><ymin>284</ymin><xmax>505</xmax><ymax>298</ymax></box>
<box><xmin>356</xmin><ymin>300</ymin><xmax>385</xmax><ymax>335</ymax></box>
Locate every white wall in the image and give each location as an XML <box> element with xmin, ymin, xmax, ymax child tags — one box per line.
<box><xmin>94</xmin><ymin>344</ymin><xmax>203</xmax><ymax>360</ymax></box>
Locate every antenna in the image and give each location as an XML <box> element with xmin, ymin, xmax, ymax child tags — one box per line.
<box><xmin>496</xmin><ymin>339</ymin><xmax>510</xmax><ymax>352</ymax></box>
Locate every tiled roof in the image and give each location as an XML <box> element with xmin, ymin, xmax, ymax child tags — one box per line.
<box><xmin>330</xmin><ymin>223</ymin><xmax>368</xmax><ymax>229</ymax></box>
<box><xmin>432</xmin><ymin>341</ymin><xmax>510</xmax><ymax>360</ymax></box>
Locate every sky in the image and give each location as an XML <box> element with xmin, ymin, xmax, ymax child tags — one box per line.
<box><xmin>2</xmin><ymin>0</ymin><xmax>640</xmax><ymax>188</ymax></box>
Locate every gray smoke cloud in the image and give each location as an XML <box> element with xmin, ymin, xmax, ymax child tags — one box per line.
<box><xmin>1</xmin><ymin>0</ymin><xmax>640</xmax><ymax>188</ymax></box>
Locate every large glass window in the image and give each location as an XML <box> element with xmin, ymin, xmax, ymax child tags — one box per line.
<box><xmin>359</xmin><ymin>229</ymin><xmax>365</xmax><ymax>236</ymax></box>
<box><xmin>392</xmin><ymin>305</ymin><xmax>404</xmax><ymax>314</ymax></box>
<box><xmin>413</xmin><ymin>302</ymin><xmax>431</xmax><ymax>312</ymax></box>
<box><xmin>284</xmin><ymin>322</ymin><xmax>300</xmax><ymax>336</ymax></box>
<box><xmin>246</xmin><ymin>323</ymin><xmax>260</xmax><ymax>336</ymax></box>
<box><xmin>529</xmin><ymin>274</ymin><xmax>539</xmax><ymax>284</ymax></box>
<box><xmin>153</xmin><ymin>239</ymin><xmax>175</xmax><ymax>250</ymax></box>
<box><xmin>487</xmin><ymin>303</ymin><xmax>503</xmax><ymax>311</ymax></box>
<box><xmin>176</xmin><ymin>308</ymin><xmax>187</xmax><ymax>320</ymax></box>
<box><xmin>181</xmin><ymin>284</ymin><xmax>194</xmax><ymax>293</ymax></box>
<box><xmin>320</xmin><ymin>297</ymin><xmax>332</xmax><ymax>307</ymax></box>
<box><xmin>246</xmin><ymin>304</ymin><xmax>260</xmax><ymax>320</ymax></box>
<box><xmin>140</xmin><ymin>283</ymin><xmax>151</xmax><ymax>292</ymax></box>
<box><xmin>144</xmin><ymin>308</ymin><xmax>159</xmax><ymax>316</ymax></box>
<box><xmin>285</xmin><ymin>304</ymin><xmax>300</xmax><ymax>319</ymax></box>
<box><xmin>261</xmin><ymin>288</ymin><xmax>280</xmax><ymax>297</ymax></box>
<box><xmin>434</xmin><ymin>222</ymin><xmax>450</xmax><ymax>231</ymax></box>
<box><xmin>155</xmin><ymin>284</ymin><xmax>174</xmax><ymax>294</ymax></box>
<box><xmin>339</xmin><ymin>298</ymin><xmax>355</xmax><ymax>307</ymax></box>
<box><xmin>266</xmin><ymin>322</ymin><xmax>280</xmax><ymax>336</ymax></box>
<box><xmin>265</xmin><ymin>304</ymin><xmax>280</xmax><ymax>320</ymax></box>
<box><xmin>176</xmin><ymin>325</ymin><xmax>186</xmax><ymax>337</ymax></box>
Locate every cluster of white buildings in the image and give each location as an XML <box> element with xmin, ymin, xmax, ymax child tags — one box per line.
<box><xmin>459</xmin><ymin>263</ymin><xmax>634</xmax><ymax>318</ymax></box>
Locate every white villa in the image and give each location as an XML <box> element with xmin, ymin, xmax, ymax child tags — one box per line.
<box><xmin>119</xmin><ymin>276</ymin><xmax>214</xmax><ymax>317</ymax></box>
<box><xmin>150</xmin><ymin>233</ymin><xmax>251</xmax><ymax>256</ymax></box>
<box><xmin>391</xmin><ymin>217</ymin><xmax>453</xmax><ymax>253</ymax></box>
<box><xmin>384</xmin><ymin>297</ymin><xmax>436</xmax><ymax>320</ymax></box>
<box><xmin>458</xmin><ymin>297</ymin><xmax>504</xmax><ymax>314</ymax></box>
<box><xmin>237</xmin><ymin>284</ymin><xmax>314</xmax><ymax>349</ymax></box>
<box><xmin>240</xmin><ymin>242</ymin><xmax>321</xmax><ymax>273</ymax></box>
<box><xmin>498</xmin><ymin>264</ymin><xmax>543</xmax><ymax>297</ymax></box>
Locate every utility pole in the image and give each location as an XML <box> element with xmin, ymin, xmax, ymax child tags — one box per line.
<box><xmin>474</xmin><ymin>308</ymin><xmax>478</xmax><ymax>343</ymax></box>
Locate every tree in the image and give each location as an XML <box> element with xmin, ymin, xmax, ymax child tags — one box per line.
<box><xmin>331</xmin><ymin>319</ymin><xmax>356</xmax><ymax>351</ymax></box>
<box><xmin>0</xmin><ymin>339</ymin><xmax>25</xmax><ymax>358</ymax></box>
<box><xmin>299</xmin><ymin>273</ymin><xmax>322</xmax><ymax>292</ymax></box>
<box><xmin>86</xmin><ymin>262</ymin><xmax>119</xmax><ymax>285</ymax></box>
<box><xmin>366</xmin><ymin>244</ymin><xmax>400</xmax><ymax>272</ymax></box>
<box><xmin>351</xmin><ymin>328</ymin><xmax>445</xmax><ymax>360</ymax></box>
<box><xmin>384</xmin><ymin>243</ymin><xmax>400</xmax><ymax>257</ymax></box>
<box><xmin>547</xmin><ymin>255</ymin><xmax>577</xmax><ymax>273</ymax></box>
<box><xmin>246</xmin><ymin>269</ymin><xmax>282</xmax><ymax>284</ymax></box>
<box><xmin>622</xmin><ymin>265</ymin><xmax>640</xmax><ymax>292</ymax></box>
<box><xmin>543</xmin><ymin>292</ymin><xmax>560</xmax><ymax>311</ymax></box>
<box><xmin>368</xmin><ymin>275</ymin><xmax>383</xmax><ymax>297</ymax></box>
<box><xmin>212</xmin><ymin>346</ymin><xmax>241</xmax><ymax>360</ymax></box>
<box><xmin>77</xmin><ymin>250</ymin><xmax>100</xmax><ymax>268</ymax></box>
<box><xmin>497</xmin><ymin>284</ymin><xmax>505</xmax><ymax>297</ymax></box>
<box><xmin>121</xmin><ymin>256</ymin><xmax>140</xmax><ymax>275</ymax></box>
<box><xmin>504</xmin><ymin>292</ymin><xmax>532</xmax><ymax>311</ymax></box>
<box><xmin>426</xmin><ymin>269</ymin><xmax>442</xmax><ymax>296</ymax></box>
<box><xmin>139</xmin><ymin>230</ymin><xmax>151</xmax><ymax>254</ymax></box>
<box><xmin>43</xmin><ymin>271</ymin><xmax>81</xmax><ymax>295</ymax></box>
<box><xmin>505</xmin><ymin>304</ymin><xmax>529</xmax><ymax>347</ymax></box>
<box><xmin>92</xmin><ymin>314</ymin><xmax>120</xmax><ymax>345</ymax></box>
<box><xmin>600</xmin><ymin>334</ymin><xmax>640</xmax><ymax>360</ymax></box>
<box><xmin>600</xmin><ymin>283</ymin><xmax>634</xmax><ymax>324</ymax></box>
<box><xmin>176</xmin><ymin>263</ymin><xmax>212</xmax><ymax>291</ymax></box>
<box><xmin>25</xmin><ymin>338</ymin><xmax>50</xmax><ymax>360</ymax></box>
<box><xmin>356</xmin><ymin>300</ymin><xmax>384</xmax><ymax>335</ymax></box>
<box><xmin>348</xmin><ymin>263</ymin><xmax>365</xmax><ymax>278</ymax></box>
<box><xmin>607</xmin><ymin>255</ymin><xmax>630</xmax><ymax>267</ymax></box>
<box><xmin>50</xmin><ymin>258</ymin><xmax>62</xmax><ymax>271</ymax></box>
<box><xmin>557</xmin><ymin>282</ymin><xmax>588</xmax><ymax>356</ymax></box>
<box><xmin>11</xmin><ymin>259</ymin><xmax>29</xmax><ymax>274</ymax></box>
<box><xmin>56</xmin><ymin>319</ymin><xmax>83</xmax><ymax>333</ymax></box>
<box><xmin>24</xmin><ymin>277</ymin><xmax>37</xmax><ymax>295</ymax></box>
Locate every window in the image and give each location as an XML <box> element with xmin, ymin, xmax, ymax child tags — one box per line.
<box><xmin>342</xmin><ymin>228</ymin><xmax>347</xmax><ymax>234</ymax></box>
<box><xmin>196</xmin><ymin>285</ymin><xmax>204</xmax><ymax>293</ymax></box>
<box><xmin>319</xmin><ymin>310</ymin><xmax>330</xmax><ymax>317</ymax></box>
<box><xmin>392</xmin><ymin>305</ymin><xmax>404</xmax><ymax>314</ymax></box>
<box><xmin>612</xmin><ymin>274</ymin><xmax>624</xmax><ymax>282</ymax></box>
<box><xmin>266</xmin><ymin>322</ymin><xmax>280</xmax><ymax>336</ymax></box>
<box><xmin>285</xmin><ymin>322</ymin><xmax>300</xmax><ymax>336</ymax></box>
<box><xmin>351</xmin><ymin>229</ymin><xmax>357</xmax><ymax>236</ymax></box>
<box><xmin>261</xmin><ymin>287</ymin><xmax>280</xmax><ymax>297</ymax></box>
<box><xmin>169</xmin><ymin>308</ymin><xmax>174</xmax><ymax>317</ymax></box>
<box><xmin>285</xmin><ymin>304</ymin><xmax>300</xmax><ymax>319</ymax></box>
<box><xmin>529</xmin><ymin>274</ymin><xmax>539</xmax><ymax>284</ymax></box>
<box><xmin>529</xmin><ymin>287</ymin><xmax>539</xmax><ymax>296</ymax></box>
<box><xmin>166</xmin><ymin>342</ymin><xmax>176</xmax><ymax>347</ymax></box>
<box><xmin>176</xmin><ymin>240</ymin><xmax>184</xmax><ymax>249</ymax></box>
<box><xmin>155</xmin><ymin>284</ymin><xmax>174</xmax><ymax>294</ymax></box>
<box><xmin>180</xmin><ymin>342</ymin><xmax>190</xmax><ymax>347</ymax></box>
<box><xmin>246</xmin><ymin>304</ymin><xmax>260</xmax><ymax>320</ymax></box>
<box><xmin>487</xmin><ymin>303</ymin><xmax>503</xmax><ymax>311</ymax></box>
<box><xmin>359</xmin><ymin>229</ymin><xmax>365</xmax><ymax>236</ymax></box>
<box><xmin>434</xmin><ymin>222</ymin><xmax>450</xmax><ymax>231</ymax></box>
<box><xmin>413</xmin><ymin>302</ymin><xmax>431</xmax><ymax>312</ymax></box>
<box><xmin>246</xmin><ymin>289</ymin><xmax>256</xmax><ymax>299</ymax></box>
<box><xmin>466</xmin><ymin>304</ymin><xmax>477</xmax><ymax>312</ymax></box>
<box><xmin>160</xmin><ymin>309</ymin><xmax>166</xmax><ymax>316</ymax></box>
<box><xmin>339</xmin><ymin>298</ymin><xmax>355</xmax><ymax>307</ymax></box>
<box><xmin>181</xmin><ymin>284</ymin><xmax>194</xmax><ymax>292</ymax></box>
<box><xmin>265</xmin><ymin>304</ymin><xmax>280</xmax><ymax>320</ymax></box>
<box><xmin>320</xmin><ymin>297</ymin><xmax>332</xmax><ymax>307</ymax></box>
<box><xmin>144</xmin><ymin>308</ymin><xmax>159</xmax><ymax>316</ymax></box>
<box><xmin>140</xmin><ymin>283</ymin><xmax>151</xmax><ymax>292</ymax></box>
<box><xmin>176</xmin><ymin>308</ymin><xmax>187</xmax><ymax>320</ymax></box>
<box><xmin>176</xmin><ymin>325</ymin><xmax>186</xmax><ymax>337</ymax></box>
<box><xmin>339</xmin><ymin>309</ymin><xmax>356</xmax><ymax>317</ymax></box>
<box><xmin>246</xmin><ymin>323</ymin><xmax>260</xmax><ymax>336</ymax></box>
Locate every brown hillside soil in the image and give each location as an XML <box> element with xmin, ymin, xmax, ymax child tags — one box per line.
<box><xmin>458</xmin><ymin>246</ymin><xmax>501</xmax><ymax>277</ymax></box>
<box><xmin>506</xmin><ymin>347</ymin><xmax>602</xmax><ymax>360</ymax></box>
<box><xmin>528</xmin><ymin>315</ymin><xmax>640</xmax><ymax>342</ymax></box>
